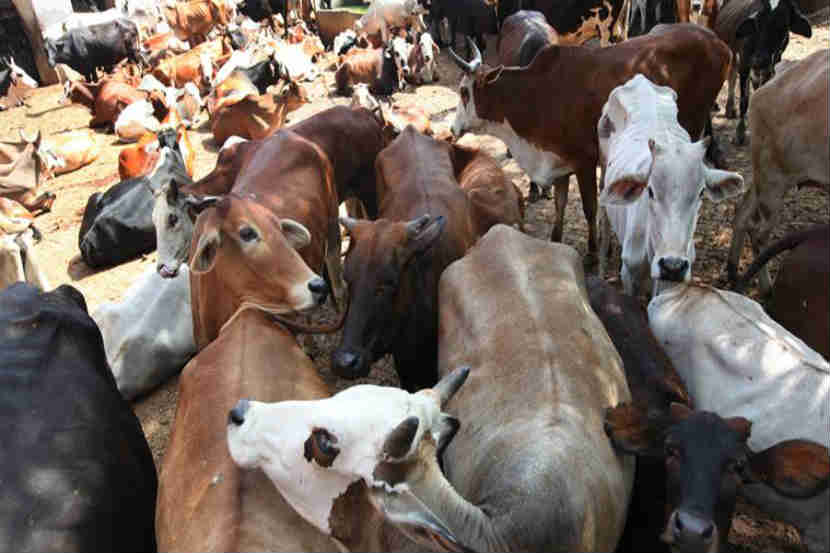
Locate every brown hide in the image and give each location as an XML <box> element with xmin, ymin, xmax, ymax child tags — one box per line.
<box><xmin>210</xmin><ymin>83</ymin><xmax>309</xmax><ymax>146</ymax></box>
<box><xmin>190</xmin><ymin>130</ymin><xmax>338</xmax><ymax>348</ymax></box>
<box><xmin>335</xmin><ymin>47</ymin><xmax>383</xmax><ymax>94</ymax></box>
<box><xmin>0</xmin><ymin>197</ymin><xmax>34</xmax><ymax>234</ymax></box>
<box><xmin>90</xmin><ymin>81</ymin><xmax>149</xmax><ymax>128</ymax></box>
<box><xmin>0</xmin><ymin>135</ymin><xmax>53</xmax><ymax>213</ymax></box>
<box><xmin>497</xmin><ymin>10</ymin><xmax>559</xmax><ymax>67</ymax></box>
<box><xmin>41</xmin><ymin>130</ymin><xmax>100</xmax><ymax>177</ymax></box>
<box><xmin>452</xmin><ymin>143</ymin><xmax>523</xmax><ymax>234</ymax></box>
<box><xmin>163</xmin><ymin>0</ymin><xmax>232</xmax><ymax>44</ymax></box>
<box><xmin>207</xmin><ymin>72</ymin><xmax>259</xmax><ymax>115</ymax></box>
<box><xmin>156</xmin><ymin>309</ymin><xmax>337</xmax><ymax>551</ymax></box>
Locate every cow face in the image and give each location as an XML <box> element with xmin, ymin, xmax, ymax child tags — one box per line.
<box><xmin>389</xmin><ymin>37</ymin><xmax>412</xmax><ymax>85</ymax></box>
<box><xmin>605</xmin><ymin>402</ymin><xmax>830</xmax><ymax>553</ymax></box>
<box><xmin>189</xmin><ymin>195</ymin><xmax>328</xmax><ymax>311</ymax></box>
<box><xmin>333</xmin><ymin>214</ymin><xmax>446</xmax><ymax>379</ymax></box>
<box><xmin>600</xmin><ymin>137</ymin><xmax>743</xmax><ymax>291</ymax></box>
<box><xmin>449</xmin><ymin>39</ymin><xmax>492</xmax><ymax>138</ymax></box>
<box><xmin>227</xmin><ymin>366</ymin><xmax>469</xmax><ymax>551</ymax></box>
<box><xmin>736</xmin><ymin>0</ymin><xmax>811</xmax><ymax>88</ymax></box>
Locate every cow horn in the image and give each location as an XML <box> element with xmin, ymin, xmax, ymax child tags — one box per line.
<box><xmin>433</xmin><ymin>366</ymin><xmax>470</xmax><ymax>407</ymax></box>
<box><xmin>448</xmin><ymin>38</ymin><xmax>482</xmax><ymax>74</ymax></box>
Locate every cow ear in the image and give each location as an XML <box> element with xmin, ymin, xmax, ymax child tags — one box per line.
<box><xmin>191</xmin><ymin>230</ymin><xmax>221</xmax><ymax>274</ymax></box>
<box><xmin>403</xmin><ymin>214</ymin><xmax>446</xmax><ymax>258</ymax></box>
<box><xmin>604</xmin><ymin>402</ymin><xmax>667</xmax><ymax>456</ymax></box>
<box><xmin>280</xmin><ymin>218</ymin><xmax>312</xmax><ymax>250</ymax></box>
<box><xmin>789</xmin><ymin>3</ymin><xmax>812</xmax><ymax>37</ymax></box>
<box><xmin>184</xmin><ymin>194</ymin><xmax>221</xmax><ymax>216</ymax></box>
<box><xmin>599</xmin><ymin>175</ymin><xmax>648</xmax><ymax>206</ymax></box>
<box><xmin>745</xmin><ymin>440</ymin><xmax>829</xmax><ymax>498</ymax></box>
<box><xmin>736</xmin><ymin>13</ymin><xmax>758</xmax><ymax>39</ymax></box>
<box><xmin>703</xmin><ymin>166</ymin><xmax>744</xmax><ymax>202</ymax></box>
<box><xmin>381</xmin><ymin>416</ymin><xmax>420</xmax><ymax>461</ymax></box>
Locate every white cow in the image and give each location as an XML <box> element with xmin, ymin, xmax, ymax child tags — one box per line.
<box><xmin>93</xmin><ymin>265</ymin><xmax>195</xmax><ymax>400</ymax></box>
<box><xmin>114</xmin><ymin>100</ymin><xmax>161</xmax><ymax>143</ymax></box>
<box><xmin>648</xmin><ymin>283</ymin><xmax>830</xmax><ymax>553</ymax></box>
<box><xmin>354</xmin><ymin>0</ymin><xmax>427</xmax><ymax>43</ymax></box>
<box><xmin>597</xmin><ymin>74</ymin><xmax>744</xmax><ymax>296</ymax></box>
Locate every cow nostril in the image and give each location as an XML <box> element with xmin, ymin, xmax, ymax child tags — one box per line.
<box><xmin>658</xmin><ymin>257</ymin><xmax>689</xmax><ymax>281</ymax></box>
<box><xmin>308</xmin><ymin>277</ymin><xmax>329</xmax><ymax>296</ymax></box>
<box><xmin>228</xmin><ymin>399</ymin><xmax>250</xmax><ymax>426</ymax></box>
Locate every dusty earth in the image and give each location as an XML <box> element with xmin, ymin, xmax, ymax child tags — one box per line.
<box><xmin>1</xmin><ymin>21</ymin><xmax>826</xmax><ymax>552</ymax></box>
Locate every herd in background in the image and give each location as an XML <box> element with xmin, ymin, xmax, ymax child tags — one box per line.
<box><xmin>0</xmin><ymin>0</ymin><xmax>827</xmax><ymax>552</ymax></box>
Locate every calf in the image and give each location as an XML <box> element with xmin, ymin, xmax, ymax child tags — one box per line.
<box><xmin>0</xmin><ymin>283</ymin><xmax>157</xmax><ymax>553</ymax></box>
<box><xmin>335</xmin><ymin>45</ymin><xmax>399</xmax><ymax>95</ymax></box>
<box><xmin>736</xmin><ymin>224</ymin><xmax>829</xmax><ymax>360</ymax></box>
<box><xmin>597</xmin><ymin>75</ymin><xmax>743</xmax><ymax>297</ymax></box>
<box><xmin>451</xmin><ymin>24</ymin><xmax>731</xmax><ymax>257</ymax></box>
<box><xmin>333</xmin><ymin>127</ymin><xmax>477</xmax><ymax>391</ymax></box>
<box><xmin>45</xmin><ymin>19</ymin><xmax>141</xmax><ymax>82</ymax></box>
<box><xmin>497</xmin><ymin>10</ymin><xmax>558</xmax><ymax>67</ymax></box>
<box><xmin>728</xmin><ymin>50</ymin><xmax>828</xmax><ymax>292</ymax></box>
<box><xmin>649</xmin><ymin>283</ymin><xmax>830</xmax><ymax>552</ymax></box>
<box><xmin>407</xmin><ymin>31</ymin><xmax>440</xmax><ymax>84</ymax></box>
<box><xmin>715</xmin><ymin>0</ymin><xmax>812</xmax><ymax>144</ymax></box>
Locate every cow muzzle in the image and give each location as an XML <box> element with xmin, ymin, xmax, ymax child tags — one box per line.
<box><xmin>332</xmin><ymin>347</ymin><xmax>370</xmax><ymax>379</ymax></box>
<box><xmin>228</xmin><ymin>398</ymin><xmax>251</xmax><ymax>426</ymax></box>
<box><xmin>158</xmin><ymin>263</ymin><xmax>179</xmax><ymax>279</ymax></box>
<box><xmin>663</xmin><ymin>509</ymin><xmax>718</xmax><ymax>553</ymax></box>
<box><xmin>658</xmin><ymin>256</ymin><xmax>690</xmax><ymax>282</ymax></box>
<box><xmin>308</xmin><ymin>276</ymin><xmax>329</xmax><ymax>306</ymax></box>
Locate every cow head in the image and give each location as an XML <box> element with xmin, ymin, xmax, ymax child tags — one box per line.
<box><xmin>2</xmin><ymin>57</ymin><xmax>37</xmax><ymax>89</ymax></box>
<box><xmin>605</xmin><ymin>402</ymin><xmax>830</xmax><ymax>553</ymax></box>
<box><xmin>333</xmin><ymin>214</ymin><xmax>446</xmax><ymax>379</ymax></box>
<box><xmin>599</xmin><ymin>136</ymin><xmax>743</xmax><ymax>293</ymax></box>
<box><xmin>390</xmin><ymin>36</ymin><xmax>413</xmax><ymax>85</ymax></box>
<box><xmin>227</xmin><ymin>366</ymin><xmax>470</xmax><ymax>552</ymax></box>
<box><xmin>415</xmin><ymin>32</ymin><xmax>440</xmax><ymax>83</ymax></box>
<box><xmin>190</xmin><ymin>195</ymin><xmax>328</xmax><ymax>312</ymax></box>
<box><xmin>736</xmin><ymin>0</ymin><xmax>811</xmax><ymax>88</ymax></box>
<box><xmin>448</xmin><ymin>39</ymin><xmax>494</xmax><ymax>138</ymax></box>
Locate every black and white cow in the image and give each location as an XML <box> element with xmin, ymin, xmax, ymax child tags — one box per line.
<box><xmin>78</xmin><ymin>128</ymin><xmax>192</xmax><ymax>268</ymax></box>
<box><xmin>0</xmin><ymin>282</ymin><xmax>157</xmax><ymax>553</ymax></box>
<box><xmin>44</xmin><ymin>18</ymin><xmax>141</xmax><ymax>82</ymax></box>
<box><xmin>715</xmin><ymin>0</ymin><xmax>812</xmax><ymax>144</ymax></box>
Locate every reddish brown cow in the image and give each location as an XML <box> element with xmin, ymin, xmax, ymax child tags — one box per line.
<box><xmin>163</xmin><ymin>0</ymin><xmax>233</xmax><ymax>45</ymax></box>
<box><xmin>497</xmin><ymin>10</ymin><xmax>558</xmax><ymax>67</ymax></box>
<box><xmin>450</xmin><ymin>24</ymin><xmax>731</xmax><ymax>257</ymax></box>
<box><xmin>333</xmin><ymin>126</ymin><xmax>478</xmax><ymax>391</ymax></box>
<box><xmin>335</xmin><ymin>46</ymin><xmax>399</xmax><ymax>96</ymax></box>
<box><xmin>118</xmin><ymin>126</ymin><xmax>195</xmax><ymax>181</ymax></box>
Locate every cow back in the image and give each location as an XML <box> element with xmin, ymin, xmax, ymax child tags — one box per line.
<box><xmin>498</xmin><ymin>10</ymin><xmax>559</xmax><ymax>67</ymax></box>
<box><xmin>438</xmin><ymin>225</ymin><xmax>633</xmax><ymax>551</ymax></box>
<box><xmin>0</xmin><ymin>283</ymin><xmax>157</xmax><ymax>553</ymax></box>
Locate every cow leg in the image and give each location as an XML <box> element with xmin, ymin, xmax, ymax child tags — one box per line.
<box><xmin>18</xmin><ymin>190</ymin><xmax>56</xmax><ymax>214</ymax></box>
<box><xmin>598</xmin><ymin>166</ymin><xmax>612</xmax><ymax>278</ymax></box>
<box><xmin>577</xmin><ymin>166</ymin><xmax>599</xmax><ymax>259</ymax></box>
<box><xmin>549</xmin><ymin>175</ymin><xmax>569</xmax><ymax>243</ymax></box>
<box><xmin>704</xmin><ymin>116</ymin><xmax>726</xmax><ymax>169</ymax></box>
<box><xmin>727</xmin><ymin>186</ymin><xmax>757</xmax><ymax>284</ymax></box>
<box><xmin>735</xmin><ymin>67</ymin><xmax>750</xmax><ymax>145</ymax></box>
<box><xmin>725</xmin><ymin>55</ymin><xmax>738</xmax><ymax>119</ymax></box>
<box><xmin>747</xmin><ymin>204</ymin><xmax>779</xmax><ymax>294</ymax></box>
<box><xmin>16</xmin><ymin>230</ymin><xmax>49</xmax><ymax>290</ymax></box>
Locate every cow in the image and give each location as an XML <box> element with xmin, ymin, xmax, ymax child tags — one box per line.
<box><xmin>502</xmin><ymin>0</ymin><xmax>630</xmax><ymax>46</ymax></box>
<box><xmin>151</xmin><ymin>49</ymin><xmax>216</xmax><ymax>94</ymax></box>
<box><xmin>93</xmin><ymin>265</ymin><xmax>195</xmax><ymax>400</ymax></box>
<box><xmin>333</xmin><ymin>127</ymin><xmax>477</xmax><ymax>392</ymax></box>
<box><xmin>0</xmin><ymin>199</ymin><xmax>48</xmax><ymax>291</ymax></box>
<box><xmin>497</xmin><ymin>10</ymin><xmax>558</xmax><ymax>67</ymax></box>
<box><xmin>429</xmin><ymin>0</ymin><xmax>498</xmax><ymax>57</ymax></box>
<box><xmin>431</xmin><ymin>225</ymin><xmax>634</xmax><ymax>550</ymax></box>
<box><xmin>44</xmin><ymin>19</ymin><xmax>141</xmax><ymax>83</ymax></box>
<box><xmin>188</xmin><ymin>129</ymin><xmax>340</xmax><ymax>348</ymax></box>
<box><xmin>115</xmin><ymin>100</ymin><xmax>161</xmax><ymax>143</ymax></box>
<box><xmin>450</xmin><ymin>24</ymin><xmax>731</xmax><ymax>258</ymax></box>
<box><xmin>78</xmin><ymin>128</ymin><xmax>192</xmax><ymax>268</ymax></box>
<box><xmin>0</xmin><ymin>130</ymin><xmax>55</xmax><ymax>213</ymax></box>
<box><xmin>163</xmin><ymin>0</ymin><xmax>234</xmax><ymax>45</ymax></box>
<box><xmin>629</xmin><ymin>0</ymin><xmax>679</xmax><ymax>36</ymax></box>
<box><xmin>452</xmin><ymin>142</ymin><xmax>524</xmax><ymax>235</ymax></box>
<box><xmin>407</xmin><ymin>31</ymin><xmax>440</xmax><ymax>83</ymax></box>
<box><xmin>119</xmin><ymin>126</ymin><xmax>196</xmax><ymax>181</ymax></box>
<box><xmin>317</xmin><ymin>8</ymin><xmax>362</xmax><ymax>46</ymax></box>
<box><xmin>210</xmin><ymin>58</ymin><xmax>282</xmax><ymax>111</ymax></box>
<box><xmin>597</xmin><ymin>75</ymin><xmax>744</xmax><ymax>297</ymax></box>
<box><xmin>0</xmin><ymin>56</ymin><xmax>38</xmax><ymax>110</ymax></box>
<box><xmin>0</xmin><ymin>283</ymin><xmax>157</xmax><ymax>553</ymax></box>
<box><xmin>735</xmin><ymin>225</ymin><xmax>829</xmax><ymax>360</ymax></box>
<box><xmin>354</xmin><ymin>0</ymin><xmax>427</xmax><ymax>44</ymax></box>
<box><xmin>63</xmin><ymin>79</ymin><xmax>157</xmax><ymax>129</ymax></box>
<box><xmin>210</xmin><ymin>78</ymin><xmax>310</xmax><ymax>145</ymax></box>
<box><xmin>728</xmin><ymin>50</ymin><xmax>828</xmax><ymax>292</ymax></box>
<box><xmin>335</xmin><ymin>45</ymin><xmax>400</xmax><ymax>95</ymax></box>
<box><xmin>42</xmin><ymin>8</ymin><xmax>126</xmax><ymax>40</ymax></box>
<box><xmin>648</xmin><ymin>283</ymin><xmax>830</xmax><ymax>552</ymax></box>
<box><xmin>37</xmin><ymin>130</ymin><xmax>100</xmax><ymax>178</ymax></box>
<box><xmin>715</xmin><ymin>0</ymin><xmax>812</xmax><ymax>144</ymax></box>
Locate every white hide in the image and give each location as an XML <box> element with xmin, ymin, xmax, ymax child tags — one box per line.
<box><xmin>270</xmin><ymin>42</ymin><xmax>318</xmax><ymax>82</ymax></box>
<box><xmin>0</xmin><ymin>229</ymin><xmax>49</xmax><ymax>291</ymax></box>
<box><xmin>598</xmin><ymin>75</ymin><xmax>743</xmax><ymax>295</ymax></box>
<box><xmin>5</xmin><ymin>57</ymin><xmax>38</xmax><ymax>88</ymax></box>
<box><xmin>93</xmin><ymin>265</ymin><xmax>195</xmax><ymax>400</ymax></box>
<box><xmin>333</xmin><ymin>29</ymin><xmax>357</xmax><ymax>55</ymax></box>
<box><xmin>213</xmin><ymin>49</ymin><xmax>256</xmax><ymax>89</ymax></box>
<box><xmin>227</xmin><ymin>384</ymin><xmax>445</xmax><ymax>534</ymax></box>
<box><xmin>414</xmin><ymin>32</ymin><xmax>438</xmax><ymax>83</ymax></box>
<box><xmin>114</xmin><ymin>100</ymin><xmax>160</xmax><ymax>142</ymax></box>
<box><xmin>390</xmin><ymin>36</ymin><xmax>412</xmax><ymax>82</ymax></box>
<box><xmin>354</xmin><ymin>0</ymin><xmax>426</xmax><ymax>43</ymax></box>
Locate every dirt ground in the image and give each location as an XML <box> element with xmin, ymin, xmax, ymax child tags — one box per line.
<box><xmin>1</xmin><ymin>22</ymin><xmax>826</xmax><ymax>552</ymax></box>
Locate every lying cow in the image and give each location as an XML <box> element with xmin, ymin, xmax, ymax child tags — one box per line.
<box><xmin>715</xmin><ymin>0</ymin><xmax>812</xmax><ymax>144</ymax></box>
<box><xmin>94</xmin><ymin>265</ymin><xmax>195</xmax><ymax>400</ymax></box>
<box><xmin>0</xmin><ymin>283</ymin><xmax>157</xmax><ymax>552</ymax></box>
<box><xmin>333</xmin><ymin>127</ymin><xmax>478</xmax><ymax>391</ymax></box>
<box><xmin>736</xmin><ymin>224</ymin><xmax>829</xmax><ymax>360</ymax></box>
<box><xmin>353</xmin><ymin>0</ymin><xmax>426</xmax><ymax>43</ymax></box>
<box><xmin>163</xmin><ymin>0</ymin><xmax>234</xmax><ymax>45</ymax></box>
<box><xmin>728</xmin><ymin>50</ymin><xmax>829</xmax><ymax>292</ymax></box>
<box><xmin>63</xmin><ymin>79</ymin><xmax>162</xmax><ymax>130</ymax></box>
<box><xmin>450</xmin><ymin>23</ymin><xmax>730</xmax><ymax>258</ymax></box>
<box><xmin>38</xmin><ymin>130</ymin><xmax>100</xmax><ymax>178</ymax></box>
<box><xmin>45</xmin><ymin>19</ymin><xmax>141</xmax><ymax>83</ymax></box>
<box><xmin>597</xmin><ymin>74</ymin><xmax>744</xmax><ymax>297</ymax></box>
<box><xmin>115</xmin><ymin>100</ymin><xmax>161</xmax><ymax>143</ymax></box>
<box><xmin>335</xmin><ymin>44</ymin><xmax>400</xmax><ymax>95</ymax></box>
<box><xmin>0</xmin><ymin>56</ymin><xmax>37</xmax><ymax>111</ymax></box>
<box><xmin>649</xmin><ymin>283</ymin><xmax>830</xmax><ymax>552</ymax></box>
<box><xmin>0</xmin><ymin>130</ymin><xmax>55</xmax><ymax>213</ymax></box>
<box><xmin>0</xmin><ymin>198</ymin><xmax>48</xmax><ymax>291</ymax></box>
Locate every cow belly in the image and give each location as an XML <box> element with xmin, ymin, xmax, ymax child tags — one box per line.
<box><xmin>648</xmin><ymin>285</ymin><xmax>830</xmax><ymax>451</ymax></box>
<box><xmin>485</xmin><ymin>120</ymin><xmax>572</xmax><ymax>185</ymax></box>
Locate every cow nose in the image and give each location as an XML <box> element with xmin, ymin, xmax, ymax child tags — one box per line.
<box><xmin>332</xmin><ymin>349</ymin><xmax>364</xmax><ymax>378</ymax></box>
<box><xmin>308</xmin><ymin>277</ymin><xmax>329</xmax><ymax>304</ymax></box>
<box><xmin>658</xmin><ymin>257</ymin><xmax>689</xmax><ymax>282</ymax></box>
<box><xmin>228</xmin><ymin>399</ymin><xmax>250</xmax><ymax>426</ymax></box>
<box><xmin>673</xmin><ymin>510</ymin><xmax>715</xmax><ymax>547</ymax></box>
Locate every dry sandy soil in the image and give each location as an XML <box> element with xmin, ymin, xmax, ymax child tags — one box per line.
<box><xmin>1</xmin><ymin>22</ymin><xmax>826</xmax><ymax>552</ymax></box>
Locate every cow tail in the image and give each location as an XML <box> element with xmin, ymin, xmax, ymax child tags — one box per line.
<box><xmin>733</xmin><ymin>227</ymin><xmax>818</xmax><ymax>292</ymax></box>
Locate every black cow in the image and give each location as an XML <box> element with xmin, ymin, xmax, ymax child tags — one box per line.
<box><xmin>716</xmin><ymin>0</ymin><xmax>811</xmax><ymax>144</ymax></box>
<box><xmin>78</xmin><ymin>128</ymin><xmax>191</xmax><ymax>268</ymax></box>
<box><xmin>239</xmin><ymin>58</ymin><xmax>283</xmax><ymax>93</ymax></box>
<box><xmin>429</xmin><ymin>0</ymin><xmax>498</xmax><ymax>57</ymax></box>
<box><xmin>502</xmin><ymin>0</ymin><xmax>629</xmax><ymax>44</ymax></box>
<box><xmin>44</xmin><ymin>18</ymin><xmax>140</xmax><ymax>82</ymax></box>
<box><xmin>629</xmin><ymin>0</ymin><xmax>678</xmax><ymax>37</ymax></box>
<box><xmin>0</xmin><ymin>282</ymin><xmax>157</xmax><ymax>553</ymax></box>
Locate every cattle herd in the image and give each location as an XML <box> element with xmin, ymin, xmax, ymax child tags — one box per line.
<box><xmin>0</xmin><ymin>0</ymin><xmax>827</xmax><ymax>551</ymax></box>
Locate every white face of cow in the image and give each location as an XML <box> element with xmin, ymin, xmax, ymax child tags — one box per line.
<box><xmin>451</xmin><ymin>73</ymin><xmax>482</xmax><ymax>138</ymax></box>
<box><xmin>417</xmin><ymin>33</ymin><xmax>438</xmax><ymax>82</ymax></box>
<box><xmin>390</xmin><ymin>36</ymin><xmax>412</xmax><ymax>83</ymax></box>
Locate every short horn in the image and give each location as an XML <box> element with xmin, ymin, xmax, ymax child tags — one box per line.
<box><xmin>434</xmin><ymin>366</ymin><xmax>470</xmax><ymax>407</ymax></box>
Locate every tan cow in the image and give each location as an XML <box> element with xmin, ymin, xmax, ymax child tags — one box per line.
<box><xmin>38</xmin><ymin>130</ymin><xmax>100</xmax><ymax>178</ymax></box>
<box><xmin>0</xmin><ymin>131</ymin><xmax>54</xmax><ymax>213</ymax></box>
<box><xmin>162</xmin><ymin>0</ymin><xmax>234</xmax><ymax>45</ymax></box>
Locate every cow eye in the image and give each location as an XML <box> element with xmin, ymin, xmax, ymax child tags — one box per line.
<box><xmin>167</xmin><ymin>213</ymin><xmax>178</xmax><ymax>228</ymax></box>
<box><xmin>239</xmin><ymin>226</ymin><xmax>258</xmax><ymax>242</ymax></box>
<box><xmin>647</xmin><ymin>187</ymin><xmax>654</xmax><ymax>200</ymax></box>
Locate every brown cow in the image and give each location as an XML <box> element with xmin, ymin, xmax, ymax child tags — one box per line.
<box><xmin>118</xmin><ymin>126</ymin><xmax>196</xmax><ymax>181</ymax></box>
<box><xmin>450</xmin><ymin>24</ymin><xmax>731</xmax><ymax>258</ymax></box>
<box><xmin>39</xmin><ymin>130</ymin><xmax>100</xmax><ymax>178</ymax></box>
<box><xmin>335</xmin><ymin>46</ymin><xmax>400</xmax><ymax>96</ymax></box>
<box><xmin>156</xmin><ymin>309</ymin><xmax>339</xmax><ymax>551</ymax></box>
<box><xmin>189</xmin><ymin>130</ymin><xmax>340</xmax><ymax>348</ymax></box>
<box><xmin>452</xmin><ymin>142</ymin><xmax>524</xmax><ymax>234</ymax></box>
<box><xmin>333</xmin><ymin>126</ymin><xmax>477</xmax><ymax>391</ymax></box>
<box><xmin>0</xmin><ymin>131</ymin><xmax>54</xmax><ymax>213</ymax></box>
<box><xmin>735</xmin><ymin>225</ymin><xmax>829</xmax><ymax>360</ymax></box>
<box><xmin>497</xmin><ymin>10</ymin><xmax>558</xmax><ymax>67</ymax></box>
<box><xmin>64</xmin><ymin>79</ymin><xmax>158</xmax><ymax>129</ymax></box>
<box><xmin>163</xmin><ymin>0</ymin><xmax>233</xmax><ymax>45</ymax></box>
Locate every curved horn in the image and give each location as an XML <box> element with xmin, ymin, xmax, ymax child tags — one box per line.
<box><xmin>448</xmin><ymin>47</ymin><xmax>475</xmax><ymax>74</ymax></box>
<box><xmin>433</xmin><ymin>366</ymin><xmax>470</xmax><ymax>407</ymax></box>
<box><xmin>467</xmin><ymin>38</ymin><xmax>482</xmax><ymax>72</ymax></box>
